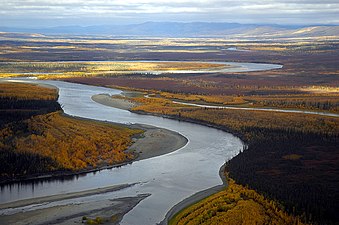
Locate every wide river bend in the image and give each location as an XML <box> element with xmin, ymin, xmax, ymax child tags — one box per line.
<box><xmin>0</xmin><ymin>62</ymin><xmax>284</xmax><ymax>224</ymax></box>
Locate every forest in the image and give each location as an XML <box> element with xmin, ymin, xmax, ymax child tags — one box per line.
<box><xmin>0</xmin><ymin>82</ymin><xmax>142</xmax><ymax>182</ymax></box>
<box><xmin>0</xmin><ymin>34</ymin><xmax>338</xmax><ymax>224</ymax></box>
<box><xmin>129</xmin><ymin>95</ymin><xmax>339</xmax><ymax>224</ymax></box>
<box><xmin>0</xmin><ymin>82</ymin><xmax>61</xmax><ymax>126</ymax></box>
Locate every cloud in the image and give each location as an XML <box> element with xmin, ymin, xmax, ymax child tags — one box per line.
<box><xmin>1</xmin><ymin>0</ymin><xmax>338</xmax><ymax>27</ymax></box>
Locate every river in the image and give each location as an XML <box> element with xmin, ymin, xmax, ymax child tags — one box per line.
<box><xmin>0</xmin><ymin>80</ymin><xmax>244</xmax><ymax>224</ymax></box>
<box><xmin>0</xmin><ymin>62</ymin><xmax>283</xmax><ymax>225</ymax></box>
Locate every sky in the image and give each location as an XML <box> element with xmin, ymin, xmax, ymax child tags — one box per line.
<box><xmin>1</xmin><ymin>0</ymin><xmax>339</xmax><ymax>27</ymax></box>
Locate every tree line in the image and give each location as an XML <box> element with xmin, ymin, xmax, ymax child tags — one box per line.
<box><xmin>131</xmin><ymin>96</ymin><xmax>339</xmax><ymax>224</ymax></box>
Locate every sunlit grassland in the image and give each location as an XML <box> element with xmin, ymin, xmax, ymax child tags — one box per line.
<box><xmin>0</xmin><ymin>61</ymin><xmax>229</xmax><ymax>79</ymax></box>
<box><xmin>1</xmin><ymin>33</ymin><xmax>338</xmax><ymax>59</ymax></box>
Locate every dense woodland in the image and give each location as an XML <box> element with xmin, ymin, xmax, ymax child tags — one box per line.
<box><xmin>0</xmin><ymin>83</ymin><xmax>61</xmax><ymax>126</ymax></box>
<box><xmin>227</xmin><ymin>127</ymin><xmax>338</xmax><ymax>224</ymax></box>
<box><xmin>0</xmin><ymin>83</ymin><xmax>141</xmax><ymax>182</ymax></box>
<box><xmin>131</xmin><ymin>96</ymin><xmax>339</xmax><ymax>224</ymax></box>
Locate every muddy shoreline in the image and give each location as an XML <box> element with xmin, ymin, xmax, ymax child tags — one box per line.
<box><xmin>1</xmin><ymin>189</ymin><xmax>150</xmax><ymax>225</ymax></box>
<box><xmin>0</xmin><ymin>183</ymin><xmax>135</xmax><ymax>210</ymax></box>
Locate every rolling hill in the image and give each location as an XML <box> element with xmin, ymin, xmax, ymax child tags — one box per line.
<box><xmin>0</xmin><ymin>22</ymin><xmax>338</xmax><ymax>38</ymax></box>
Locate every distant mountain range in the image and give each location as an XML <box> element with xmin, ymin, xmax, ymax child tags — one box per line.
<box><xmin>1</xmin><ymin>22</ymin><xmax>339</xmax><ymax>37</ymax></box>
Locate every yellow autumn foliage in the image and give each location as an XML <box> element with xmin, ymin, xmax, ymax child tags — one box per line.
<box><xmin>0</xmin><ymin>82</ymin><xmax>57</xmax><ymax>100</ymax></box>
<box><xmin>12</xmin><ymin>112</ymin><xmax>142</xmax><ymax>170</ymax></box>
<box><xmin>0</xmin><ymin>82</ymin><xmax>143</xmax><ymax>175</ymax></box>
<box><xmin>132</xmin><ymin>97</ymin><xmax>339</xmax><ymax>137</ymax></box>
<box><xmin>170</xmin><ymin>178</ymin><xmax>307</xmax><ymax>225</ymax></box>
<box><xmin>159</xmin><ymin>92</ymin><xmax>247</xmax><ymax>105</ymax></box>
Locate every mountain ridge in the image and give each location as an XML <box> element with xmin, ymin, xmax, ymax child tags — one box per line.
<box><xmin>1</xmin><ymin>22</ymin><xmax>338</xmax><ymax>38</ymax></box>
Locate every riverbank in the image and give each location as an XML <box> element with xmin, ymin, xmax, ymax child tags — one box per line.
<box><xmin>0</xmin><ymin>183</ymin><xmax>150</xmax><ymax>225</ymax></box>
<box><xmin>0</xmin><ymin>114</ymin><xmax>188</xmax><ymax>185</ymax></box>
<box><xmin>62</xmin><ymin>112</ymin><xmax>188</xmax><ymax>165</ymax></box>
<box><xmin>0</xmin><ymin>113</ymin><xmax>188</xmax><ymax>224</ymax></box>
<box><xmin>92</xmin><ymin>94</ymin><xmax>188</xmax><ymax>160</ymax></box>
<box><xmin>0</xmin><ymin>81</ymin><xmax>188</xmax><ymax>185</ymax></box>
<box><xmin>91</xmin><ymin>94</ymin><xmax>242</xmax><ymax>225</ymax></box>
<box><xmin>0</xmin><ymin>113</ymin><xmax>188</xmax><ymax>185</ymax></box>
<box><xmin>0</xmin><ymin>183</ymin><xmax>135</xmax><ymax>210</ymax></box>
<box><xmin>0</xmin><ymin>87</ymin><xmax>189</xmax><ymax>225</ymax></box>
<box><xmin>128</xmin><ymin>123</ymin><xmax>188</xmax><ymax>161</ymax></box>
<box><xmin>160</xmin><ymin>164</ymin><xmax>228</xmax><ymax>225</ymax></box>
<box><xmin>92</xmin><ymin>94</ymin><xmax>140</xmax><ymax>110</ymax></box>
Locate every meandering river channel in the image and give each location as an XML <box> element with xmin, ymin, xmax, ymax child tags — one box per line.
<box><xmin>0</xmin><ymin>62</ymin><xmax>285</xmax><ymax>224</ymax></box>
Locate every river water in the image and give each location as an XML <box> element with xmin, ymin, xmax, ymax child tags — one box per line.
<box><xmin>0</xmin><ymin>62</ymin><xmax>283</xmax><ymax>224</ymax></box>
<box><xmin>0</xmin><ymin>80</ymin><xmax>243</xmax><ymax>224</ymax></box>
